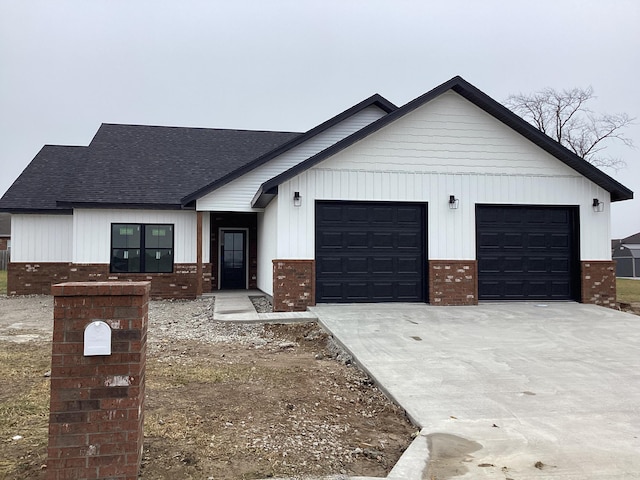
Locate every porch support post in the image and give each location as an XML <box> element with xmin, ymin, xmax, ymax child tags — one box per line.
<box><xmin>196</xmin><ymin>211</ymin><xmax>203</xmax><ymax>297</ymax></box>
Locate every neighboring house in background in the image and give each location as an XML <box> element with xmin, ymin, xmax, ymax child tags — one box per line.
<box><xmin>0</xmin><ymin>76</ymin><xmax>633</xmax><ymax>310</ymax></box>
<box><xmin>612</xmin><ymin>233</ymin><xmax>640</xmax><ymax>278</ymax></box>
<box><xmin>0</xmin><ymin>213</ymin><xmax>10</xmax><ymax>251</ymax></box>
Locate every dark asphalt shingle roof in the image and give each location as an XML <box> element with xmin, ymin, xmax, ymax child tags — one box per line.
<box><xmin>622</xmin><ymin>233</ymin><xmax>640</xmax><ymax>244</ymax></box>
<box><xmin>0</xmin><ymin>145</ymin><xmax>87</xmax><ymax>212</ymax></box>
<box><xmin>0</xmin><ymin>125</ymin><xmax>300</xmax><ymax>212</ymax></box>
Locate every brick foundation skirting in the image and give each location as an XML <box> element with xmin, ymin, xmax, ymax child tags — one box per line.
<box><xmin>581</xmin><ymin>260</ymin><xmax>617</xmax><ymax>308</ymax></box>
<box><xmin>273</xmin><ymin>259</ymin><xmax>315</xmax><ymax>312</ymax></box>
<box><xmin>429</xmin><ymin>260</ymin><xmax>478</xmax><ymax>306</ymax></box>
<box><xmin>0</xmin><ymin>238</ymin><xmax>8</xmax><ymax>250</ymax></box>
<box><xmin>7</xmin><ymin>262</ymin><xmax>212</xmax><ymax>299</ymax></box>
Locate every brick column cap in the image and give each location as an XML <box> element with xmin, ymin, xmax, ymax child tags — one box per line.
<box><xmin>52</xmin><ymin>281</ymin><xmax>151</xmax><ymax>297</ymax></box>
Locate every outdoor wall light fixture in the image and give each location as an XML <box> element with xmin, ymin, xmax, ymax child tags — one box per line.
<box><xmin>592</xmin><ymin>198</ymin><xmax>604</xmax><ymax>212</ymax></box>
<box><xmin>449</xmin><ymin>195</ymin><xmax>459</xmax><ymax>209</ymax></box>
<box><xmin>293</xmin><ymin>191</ymin><xmax>302</xmax><ymax>207</ymax></box>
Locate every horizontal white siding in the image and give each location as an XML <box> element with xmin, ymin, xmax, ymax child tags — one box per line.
<box><xmin>257</xmin><ymin>198</ymin><xmax>277</xmax><ymax>295</ymax></box>
<box><xmin>333</xmin><ymin>91</ymin><xmax>577</xmax><ymax>176</ymax></box>
<box><xmin>275</xmin><ymin>91</ymin><xmax>612</xmax><ymax>261</ymax></box>
<box><xmin>11</xmin><ymin>214</ymin><xmax>73</xmax><ymax>262</ymax></box>
<box><xmin>73</xmin><ymin>209</ymin><xmax>199</xmax><ymax>264</ymax></box>
<box><xmin>196</xmin><ymin>105</ymin><xmax>387</xmax><ymax>212</ymax></box>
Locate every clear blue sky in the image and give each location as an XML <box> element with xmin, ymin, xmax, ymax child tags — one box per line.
<box><xmin>1</xmin><ymin>0</ymin><xmax>638</xmax><ymax>237</ymax></box>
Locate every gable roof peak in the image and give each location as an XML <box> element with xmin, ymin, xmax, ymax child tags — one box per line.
<box><xmin>253</xmin><ymin>76</ymin><xmax>633</xmax><ymax>206</ymax></box>
<box><xmin>180</xmin><ymin>92</ymin><xmax>398</xmax><ymax>204</ymax></box>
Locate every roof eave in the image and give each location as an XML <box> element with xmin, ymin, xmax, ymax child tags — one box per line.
<box><xmin>251</xmin><ymin>185</ymin><xmax>277</xmax><ymax>209</ymax></box>
<box><xmin>0</xmin><ymin>208</ymin><xmax>73</xmax><ymax>215</ymax></box>
<box><xmin>55</xmin><ymin>201</ymin><xmax>190</xmax><ymax>210</ymax></box>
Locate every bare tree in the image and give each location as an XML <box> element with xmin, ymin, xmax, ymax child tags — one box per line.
<box><xmin>505</xmin><ymin>86</ymin><xmax>635</xmax><ymax>169</ymax></box>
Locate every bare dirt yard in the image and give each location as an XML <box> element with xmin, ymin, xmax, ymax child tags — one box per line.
<box><xmin>0</xmin><ymin>295</ymin><xmax>415</xmax><ymax>480</ymax></box>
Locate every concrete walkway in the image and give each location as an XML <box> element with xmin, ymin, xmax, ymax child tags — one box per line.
<box><xmin>311</xmin><ymin>302</ymin><xmax>640</xmax><ymax>480</ymax></box>
<box><xmin>211</xmin><ymin>290</ymin><xmax>318</xmax><ymax>323</ymax></box>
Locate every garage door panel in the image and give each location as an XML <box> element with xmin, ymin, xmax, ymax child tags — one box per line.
<box><xmin>550</xmin><ymin>209</ymin><xmax>570</xmax><ymax>223</ymax></box>
<box><xmin>371</xmin><ymin>207</ymin><xmax>394</xmax><ymax>224</ymax></box>
<box><xmin>346</xmin><ymin>232</ymin><xmax>368</xmax><ymax>248</ymax></box>
<box><xmin>317</xmin><ymin>282</ymin><xmax>342</xmax><ymax>301</ymax></box>
<box><xmin>481</xmin><ymin>281</ymin><xmax>500</xmax><ymax>299</ymax></box>
<box><xmin>347</xmin><ymin>206</ymin><xmax>369</xmax><ymax>223</ymax></box>
<box><xmin>478</xmin><ymin>232</ymin><xmax>500</xmax><ymax>248</ymax></box>
<box><xmin>316</xmin><ymin>202</ymin><xmax>426</xmax><ymax>303</ymax></box>
<box><xmin>503</xmin><ymin>257</ymin><xmax>525</xmax><ymax>273</ymax></box>
<box><xmin>346</xmin><ymin>257</ymin><xmax>368</xmax><ymax>273</ymax></box>
<box><xmin>504</xmin><ymin>233</ymin><xmax>524</xmax><ymax>248</ymax></box>
<box><xmin>528</xmin><ymin>233</ymin><xmax>547</xmax><ymax>248</ymax></box>
<box><xmin>477</xmin><ymin>205</ymin><xmax>578</xmax><ymax>301</ymax></box>
<box><xmin>527</xmin><ymin>210</ymin><xmax>547</xmax><ymax>224</ymax></box>
<box><xmin>398</xmin><ymin>232</ymin><xmax>420</xmax><ymax>249</ymax></box>
<box><xmin>551</xmin><ymin>281</ymin><xmax>571</xmax><ymax>297</ymax></box>
<box><xmin>397</xmin><ymin>282</ymin><xmax>422</xmax><ymax>299</ymax></box>
<box><xmin>319</xmin><ymin>205</ymin><xmax>343</xmax><ymax>223</ymax></box>
<box><xmin>550</xmin><ymin>258</ymin><xmax>570</xmax><ymax>273</ymax></box>
<box><xmin>345</xmin><ymin>283</ymin><xmax>369</xmax><ymax>300</ymax></box>
<box><xmin>372</xmin><ymin>232</ymin><xmax>394</xmax><ymax>248</ymax></box>
<box><xmin>478</xmin><ymin>256</ymin><xmax>500</xmax><ymax>272</ymax></box>
<box><xmin>317</xmin><ymin>257</ymin><xmax>342</xmax><ymax>274</ymax></box>
<box><xmin>528</xmin><ymin>257</ymin><xmax>548</xmax><ymax>273</ymax></box>
<box><xmin>372</xmin><ymin>283</ymin><xmax>394</xmax><ymax>301</ymax></box>
<box><xmin>318</xmin><ymin>231</ymin><xmax>342</xmax><ymax>248</ymax></box>
<box><xmin>398</xmin><ymin>207</ymin><xmax>420</xmax><ymax>224</ymax></box>
<box><xmin>550</xmin><ymin>234</ymin><xmax>569</xmax><ymax>248</ymax></box>
<box><xmin>398</xmin><ymin>257</ymin><xmax>422</xmax><ymax>274</ymax></box>
<box><xmin>504</xmin><ymin>282</ymin><xmax>525</xmax><ymax>297</ymax></box>
<box><xmin>372</xmin><ymin>257</ymin><xmax>394</xmax><ymax>274</ymax></box>
<box><xmin>528</xmin><ymin>281</ymin><xmax>549</xmax><ymax>297</ymax></box>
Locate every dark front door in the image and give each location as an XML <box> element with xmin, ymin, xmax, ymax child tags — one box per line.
<box><xmin>221</xmin><ymin>230</ymin><xmax>246</xmax><ymax>289</ymax></box>
<box><xmin>315</xmin><ymin>201</ymin><xmax>426</xmax><ymax>303</ymax></box>
<box><xmin>476</xmin><ymin>205</ymin><xmax>579</xmax><ymax>301</ymax></box>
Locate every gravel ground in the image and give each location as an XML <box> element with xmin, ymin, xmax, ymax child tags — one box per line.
<box><xmin>148</xmin><ymin>297</ymin><xmax>268</xmax><ymax>345</ymax></box>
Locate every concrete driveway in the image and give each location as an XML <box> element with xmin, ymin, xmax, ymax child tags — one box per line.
<box><xmin>311</xmin><ymin>302</ymin><xmax>640</xmax><ymax>479</ymax></box>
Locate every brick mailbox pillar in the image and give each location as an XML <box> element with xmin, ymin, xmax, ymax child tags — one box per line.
<box><xmin>47</xmin><ymin>281</ymin><xmax>150</xmax><ymax>480</ymax></box>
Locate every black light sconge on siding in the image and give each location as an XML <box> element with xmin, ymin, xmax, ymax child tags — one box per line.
<box><xmin>449</xmin><ymin>195</ymin><xmax>459</xmax><ymax>209</ymax></box>
<box><xmin>293</xmin><ymin>191</ymin><xmax>302</xmax><ymax>207</ymax></box>
<box><xmin>592</xmin><ymin>198</ymin><xmax>604</xmax><ymax>212</ymax></box>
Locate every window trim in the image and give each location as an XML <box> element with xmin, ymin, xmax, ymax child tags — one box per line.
<box><xmin>110</xmin><ymin>223</ymin><xmax>174</xmax><ymax>274</ymax></box>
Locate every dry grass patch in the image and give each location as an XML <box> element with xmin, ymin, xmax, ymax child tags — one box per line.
<box><xmin>0</xmin><ymin>324</ymin><xmax>414</xmax><ymax>480</ymax></box>
<box><xmin>0</xmin><ymin>342</ymin><xmax>50</xmax><ymax>480</ymax></box>
<box><xmin>0</xmin><ymin>270</ymin><xmax>7</xmax><ymax>295</ymax></box>
<box><xmin>617</xmin><ymin>278</ymin><xmax>640</xmax><ymax>304</ymax></box>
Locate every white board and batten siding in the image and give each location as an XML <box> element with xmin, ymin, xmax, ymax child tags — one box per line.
<box><xmin>73</xmin><ymin>209</ymin><xmax>209</xmax><ymax>264</ymax></box>
<box><xmin>275</xmin><ymin>91</ymin><xmax>612</xmax><ymax>261</ymax></box>
<box><xmin>11</xmin><ymin>214</ymin><xmax>73</xmax><ymax>262</ymax></box>
<box><xmin>196</xmin><ymin>105</ymin><xmax>388</xmax><ymax>212</ymax></box>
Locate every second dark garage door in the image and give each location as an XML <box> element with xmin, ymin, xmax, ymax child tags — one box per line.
<box><xmin>315</xmin><ymin>201</ymin><xmax>426</xmax><ymax>303</ymax></box>
<box><xmin>476</xmin><ymin>205</ymin><xmax>579</xmax><ymax>301</ymax></box>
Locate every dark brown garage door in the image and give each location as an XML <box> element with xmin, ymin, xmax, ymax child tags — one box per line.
<box><xmin>476</xmin><ymin>205</ymin><xmax>579</xmax><ymax>301</ymax></box>
<box><xmin>315</xmin><ymin>201</ymin><xmax>426</xmax><ymax>303</ymax></box>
